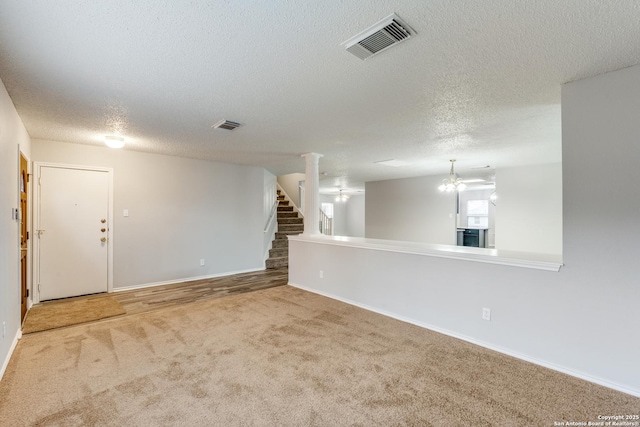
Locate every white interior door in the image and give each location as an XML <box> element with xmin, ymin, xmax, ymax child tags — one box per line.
<box><xmin>38</xmin><ymin>166</ymin><xmax>110</xmax><ymax>300</ymax></box>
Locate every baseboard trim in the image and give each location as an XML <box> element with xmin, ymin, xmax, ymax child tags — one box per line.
<box><xmin>113</xmin><ymin>268</ymin><xmax>265</xmax><ymax>293</ymax></box>
<box><xmin>0</xmin><ymin>329</ymin><xmax>22</xmax><ymax>382</ymax></box>
<box><xmin>288</xmin><ymin>282</ymin><xmax>640</xmax><ymax>398</ymax></box>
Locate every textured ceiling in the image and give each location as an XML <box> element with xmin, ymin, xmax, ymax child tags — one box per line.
<box><xmin>1</xmin><ymin>1</ymin><xmax>639</xmax><ymax>193</ymax></box>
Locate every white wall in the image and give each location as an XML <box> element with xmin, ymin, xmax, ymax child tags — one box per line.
<box><xmin>562</xmin><ymin>66</ymin><xmax>640</xmax><ymax>272</ymax></box>
<box><xmin>496</xmin><ymin>163</ymin><xmax>562</xmax><ymax>255</ymax></box>
<box><xmin>289</xmin><ymin>65</ymin><xmax>640</xmax><ymax>396</ymax></box>
<box><xmin>32</xmin><ymin>140</ymin><xmax>266</xmax><ymax>289</ymax></box>
<box><xmin>277</xmin><ymin>173</ymin><xmax>305</xmax><ymax>209</ymax></box>
<box><xmin>344</xmin><ymin>194</ymin><xmax>365</xmax><ymax>238</ymax></box>
<box><xmin>365</xmin><ymin>165</ymin><xmax>562</xmax><ymax>254</ymax></box>
<box><xmin>319</xmin><ymin>194</ymin><xmax>365</xmax><ymax>238</ymax></box>
<box><xmin>0</xmin><ymin>78</ymin><xmax>31</xmax><ymax>378</ymax></box>
<box><xmin>365</xmin><ymin>175</ymin><xmax>457</xmax><ymax>245</ymax></box>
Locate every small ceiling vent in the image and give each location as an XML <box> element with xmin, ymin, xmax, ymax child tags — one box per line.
<box><xmin>212</xmin><ymin>119</ymin><xmax>241</xmax><ymax>131</ymax></box>
<box><xmin>342</xmin><ymin>13</ymin><xmax>414</xmax><ymax>60</ymax></box>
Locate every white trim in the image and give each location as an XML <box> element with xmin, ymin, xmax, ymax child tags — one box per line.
<box><xmin>32</xmin><ymin>163</ymin><xmax>40</xmax><ymax>304</ymax></box>
<box><xmin>113</xmin><ymin>268</ymin><xmax>265</xmax><ymax>293</ymax></box>
<box><xmin>288</xmin><ymin>234</ymin><xmax>563</xmax><ymax>272</ymax></box>
<box><xmin>288</xmin><ymin>282</ymin><xmax>640</xmax><ymax>398</ymax></box>
<box><xmin>25</xmin><ymin>152</ymin><xmax>33</xmax><ymax>313</ymax></box>
<box><xmin>32</xmin><ymin>162</ymin><xmax>114</xmax><ymax>303</ymax></box>
<box><xmin>107</xmin><ymin>166</ymin><xmax>114</xmax><ymax>294</ymax></box>
<box><xmin>0</xmin><ymin>329</ymin><xmax>21</xmax><ymax>381</ymax></box>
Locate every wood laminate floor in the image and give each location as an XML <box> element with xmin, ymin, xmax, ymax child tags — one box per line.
<box><xmin>112</xmin><ymin>268</ymin><xmax>289</xmax><ymax>316</ymax></box>
<box><xmin>29</xmin><ymin>268</ymin><xmax>289</xmax><ymax>329</ymax></box>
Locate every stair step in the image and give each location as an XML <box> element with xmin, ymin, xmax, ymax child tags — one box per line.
<box><xmin>266</xmin><ymin>256</ymin><xmax>288</xmax><ymax>269</ymax></box>
<box><xmin>278</xmin><ymin>217</ymin><xmax>303</xmax><ymax>224</ymax></box>
<box><xmin>277</xmin><ymin>211</ymin><xmax>298</xmax><ymax>218</ymax></box>
<box><xmin>276</xmin><ymin>231</ymin><xmax>301</xmax><ymax>239</ymax></box>
<box><xmin>267</xmin><ymin>190</ymin><xmax>297</xmax><ymax>268</ymax></box>
<box><xmin>279</xmin><ymin>224</ymin><xmax>304</xmax><ymax>232</ymax></box>
<box><xmin>269</xmin><ymin>247</ymin><xmax>288</xmax><ymax>258</ymax></box>
<box><xmin>271</xmin><ymin>239</ymin><xmax>288</xmax><ymax>249</ymax></box>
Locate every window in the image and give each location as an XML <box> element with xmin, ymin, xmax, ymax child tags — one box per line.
<box><xmin>467</xmin><ymin>200</ymin><xmax>489</xmax><ymax>228</ymax></box>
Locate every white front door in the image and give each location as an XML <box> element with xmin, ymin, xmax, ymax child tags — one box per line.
<box><xmin>37</xmin><ymin>165</ymin><xmax>111</xmax><ymax>301</ymax></box>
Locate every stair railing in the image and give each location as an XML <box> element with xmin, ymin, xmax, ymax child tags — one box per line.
<box><xmin>263</xmin><ymin>198</ymin><xmax>279</xmax><ymax>233</ymax></box>
<box><xmin>319</xmin><ymin>209</ymin><xmax>333</xmax><ymax>235</ymax></box>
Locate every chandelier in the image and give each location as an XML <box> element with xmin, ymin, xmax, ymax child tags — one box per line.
<box><xmin>438</xmin><ymin>160</ymin><xmax>466</xmax><ymax>192</ymax></box>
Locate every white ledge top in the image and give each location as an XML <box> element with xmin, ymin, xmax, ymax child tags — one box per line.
<box><xmin>288</xmin><ymin>235</ymin><xmax>563</xmax><ymax>272</ymax></box>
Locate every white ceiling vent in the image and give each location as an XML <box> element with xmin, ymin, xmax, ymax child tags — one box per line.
<box><xmin>342</xmin><ymin>13</ymin><xmax>414</xmax><ymax>60</ymax></box>
<box><xmin>212</xmin><ymin>119</ymin><xmax>241</xmax><ymax>131</ymax></box>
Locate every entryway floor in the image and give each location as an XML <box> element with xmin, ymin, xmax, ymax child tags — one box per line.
<box><xmin>26</xmin><ymin>268</ymin><xmax>288</xmax><ymax>332</ymax></box>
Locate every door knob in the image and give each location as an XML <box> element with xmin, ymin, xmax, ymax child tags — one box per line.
<box><xmin>101</xmin><ymin>228</ymin><xmax>106</xmax><ymax>232</ymax></box>
<box><xmin>100</xmin><ymin>237</ymin><xmax>107</xmax><ymax>243</ymax></box>
<box><xmin>101</xmin><ymin>219</ymin><xmax>106</xmax><ymax>223</ymax></box>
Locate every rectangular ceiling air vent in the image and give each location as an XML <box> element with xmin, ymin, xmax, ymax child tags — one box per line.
<box><xmin>342</xmin><ymin>13</ymin><xmax>414</xmax><ymax>60</ymax></box>
<box><xmin>212</xmin><ymin>119</ymin><xmax>241</xmax><ymax>131</ymax></box>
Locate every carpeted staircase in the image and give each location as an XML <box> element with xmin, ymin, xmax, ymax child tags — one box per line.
<box><xmin>266</xmin><ymin>190</ymin><xmax>303</xmax><ymax>269</ymax></box>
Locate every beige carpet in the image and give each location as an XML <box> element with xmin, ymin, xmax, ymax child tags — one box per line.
<box><xmin>21</xmin><ymin>295</ymin><xmax>126</xmax><ymax>334</ymax></box>
<box><xmin>1</xmin><ymin>286</ymin><xmax>638</xmax><ymax>426</ymax></box>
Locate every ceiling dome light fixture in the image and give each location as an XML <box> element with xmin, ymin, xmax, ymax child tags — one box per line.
<box><xmin>335</xmin><ymin>189</ymin><xmax>350</xmax><ymax>202</ymax></box>
<box><xmin>438</xmin><ymin>159</ymin><xmax>466</xmax><ymax>192</ymax></box>
<box><xmin>104</xmin><ymin>135</ymin><xmax>125</xmax><ymax>149</ymax></box>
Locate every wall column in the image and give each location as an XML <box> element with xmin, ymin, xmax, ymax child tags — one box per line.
<box><xmin>301</xmin><ymin>152</ymin><xmax>323</xmax><ymax>235</ymax></box>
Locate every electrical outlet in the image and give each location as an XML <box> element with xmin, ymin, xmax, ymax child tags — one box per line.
<box><xmin>319</xmin><ymin>270</ymin><xmax>323</xmax><ymax>279</ymax></box>
<box><xmin>482</xmin><ymin>307</ymin><xmax>491</xmax><ymax>321</ymax></box>
<box><xmin>123</xmin><ymin>209</ymin><xmax>129</xmax><ymax>217</ymax></box>
<box><xmin>200</xmin><ymin>259</ymin><xmax>205</xmax><ymax>266</ymax></box>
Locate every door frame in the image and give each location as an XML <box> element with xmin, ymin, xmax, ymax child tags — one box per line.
<box><xmin>18</xmin><ymin>148</ymin><xmax>32</xmax><ymax>319</ymax></box>
<box><xmin>33</xmin><ymin>162</ymin><xmax>114</xmax><ymax>304</ymax></box>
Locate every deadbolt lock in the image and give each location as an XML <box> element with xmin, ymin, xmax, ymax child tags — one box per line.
<box><xmin>100</xmin><ymin>237</ymin><xmax>107</xmax><ymax>243</ymax></box>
